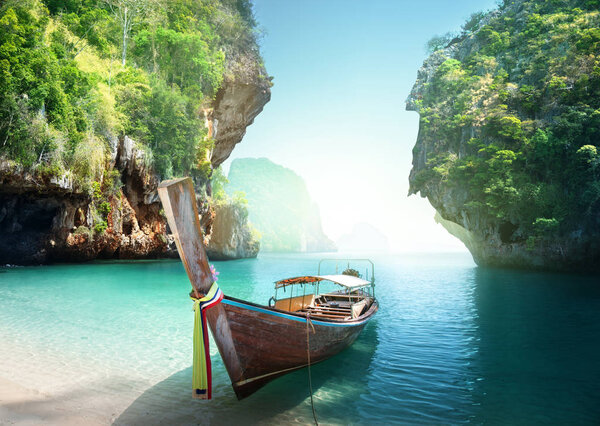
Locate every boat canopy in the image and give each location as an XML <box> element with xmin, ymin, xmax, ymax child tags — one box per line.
<box><xmin>275</xmin><ymin>274</ymin><xmax>371</xmax><ymax>289</ymax></box>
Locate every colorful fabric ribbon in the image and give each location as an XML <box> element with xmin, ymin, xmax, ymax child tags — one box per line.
<box><xmin>191</xmin><ymin>281</ymin><xmax>224</xmax><ymax>400</ymax></box>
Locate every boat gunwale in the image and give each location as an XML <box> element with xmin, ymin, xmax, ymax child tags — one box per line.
<box><xmin>222</xmin><ymin>294</ymin><xmax>379</xmax><ymax>327</ymax></box>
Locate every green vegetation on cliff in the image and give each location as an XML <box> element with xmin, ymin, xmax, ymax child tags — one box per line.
<box><xmin>225</xmin><ymin>158</ymin><xmax>336</xmax><ymax>253</ymax></box>
<box><xmin>411</xmin><ymin>0</ymin><xmax>600</xmax><ymax>246</ymax></box>
<box><xmin>210</xmin><ymin>165</ymin><xmax>256</xmax><ymax>238</ymax></box>
<box><xmin>0</xmin><ymin>0</ymin><xmax>261</xmax><ymax>188</ymax></box>
<box><xmin>206</xmin><ymin>167</ymin><xmax>260</xmax><ymax>260</ymax></box>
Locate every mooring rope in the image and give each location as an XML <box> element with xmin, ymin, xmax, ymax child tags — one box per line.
<box><xmin>306</xmin><ymin>313</ymin><xmax>319</xmax><ymax>426</ymax></box>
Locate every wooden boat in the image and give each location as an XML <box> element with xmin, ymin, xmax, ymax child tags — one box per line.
<box><xmin>158</xmin><ymin>178</ymin><xmax>378</xmax><ymax>399</ymax></box>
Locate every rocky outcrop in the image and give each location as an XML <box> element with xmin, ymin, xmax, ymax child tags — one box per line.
<box><xmin>432</xmin><ymin>211</ymin><xmax>600</xmax><ymax>271</ymax></box>
<box><xmin>0</xmin><ymin>68</ymin><xmax>271</xmax><ymax>264</ymax></box>
<box><xmin>206</xmin><ymin>70</ymin><xmax>271</xmax><ymax>168</ymax></box>
<box><xmin>206</xmin><ymin>202</ymin><xmax>259</xmax><ymax>260</ymax></box>
<box><xmin>226</xmin><ymin>158</ymin><xmax>337</xmax><ymax>253</ymax></box>
<box><xmin>0</xmin><ymin>50</ymin><xmax>271</xmax><ymax>264</ymax></box>
<box><xmin>0</xmin><ymin>1</ymin><xmax>271</xmax><ymax>265</ymax></box>
<box><xmin>303</xmin><ymin>203</ymin><xmax>337</xmax><ymax>253</ymax></box>
<box><xmin>0</xmin><ymin>137</ymin><xmax>173</xmax><ymax>264</ymax></box>
<box><xmin>337</xmin><ymin>222</ymin><xmax>390</xmax><ymax>253</ymax></box>
<box><xmin>407</xmin><ymin>1</ymin><xmax>600</xmax><ymax>272</ymax></box>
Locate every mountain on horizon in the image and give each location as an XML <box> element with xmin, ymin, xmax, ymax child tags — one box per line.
<box><xmin>226</xmin><ymin>158</ymin><xmax>336</xmax><ymax>253</ymax></box>
<box><xmin>336</xmin><ymin>222</ymin><xmax>390</xmax><ymax>253</ymax></box>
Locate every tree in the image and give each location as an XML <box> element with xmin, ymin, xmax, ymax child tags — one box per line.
<box><xmin>211</xmin><ymin>166</ymin><xmax>228</xmax><ymax>201</ymax></box>
<box><xmin>425</xmin><ymin>32</ymin><xmax>456</xmax><ymax>53</ymax></box>
<box><xmin>104</xmin><ymin>0</ymin><xmax>155</xmax><ymax>66</ymax></box>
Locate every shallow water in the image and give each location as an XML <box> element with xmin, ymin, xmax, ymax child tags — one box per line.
<box><xmin>1</xmin><ymin>253</ymin><xmax>599</xmax><ymax>424</ymax></box>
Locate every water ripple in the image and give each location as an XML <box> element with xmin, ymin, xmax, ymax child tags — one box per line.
<box><xmin>1</xmin><ymin>254</ymin><xmax>600</xmax><ymax>424</ymax></box>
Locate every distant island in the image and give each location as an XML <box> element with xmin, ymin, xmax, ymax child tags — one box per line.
<box><xmin>337</xmin><ymin>223</ymin><xmax>390</xmax><ymax>253</ymax></box>
<box><xmin>225</xmin><ymin>158</ymin><xmax>336</xmax><ymax>253</ymax></box>
<box><xmin>408</xmin><ymin>0</ymin><xmax>600</xmax><ymax>272</ymax></box>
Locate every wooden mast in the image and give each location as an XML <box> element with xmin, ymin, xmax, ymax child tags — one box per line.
<box><xmin>157</xmin><ymin>177</ymin><xmax>213</xmax><ymax>296</ymax></box>
<box><xmin>157</xmin><ymin>177</ymin><xmax>245</xmax><ymax>386</ymax></box>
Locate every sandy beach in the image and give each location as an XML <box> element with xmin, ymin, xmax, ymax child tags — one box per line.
<box><xmin>0</xmin><ymin>338</ymin><xmax>151</xmax><ymax>426</ymax></box>
<box><xmin>0</xmin><ymin>375</ymin><xmax>125</xmax><ymax>425</ymax></box>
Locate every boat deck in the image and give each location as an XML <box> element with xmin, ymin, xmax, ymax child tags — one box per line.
<box><xmin>296</xmin><ymin>293</ymin><xmax>371</xmax><ymax>321</ymax></box>
<box><xmin>298</xmin><ymin>303</ymin><xmax>353</xmax><ymax>320</ymax></box>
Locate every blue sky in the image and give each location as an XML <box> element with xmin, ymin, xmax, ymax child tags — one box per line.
<box><xmin>225</xmin><ymin>0</ymin><xmax>498</xmax><ymax>252</ymax></box>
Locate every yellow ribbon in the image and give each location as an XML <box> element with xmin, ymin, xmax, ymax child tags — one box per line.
<box><xmin>191</xmin><ymin>281</ymin><xmax>222</xmax><ymax>400</ymax></box>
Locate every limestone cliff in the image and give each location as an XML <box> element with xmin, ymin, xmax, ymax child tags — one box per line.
<box><xmin>0</xmin><ymin>71</ymin><xmax>270</xmax><ymax>265</ymax></box>
<box><xmin>206</xmin><ymin>73</ymin><xmax>272</xmax><ymax>168</ymax></box>
<box><xmin>206</xmin><ymin>201</ymin><xmax>259</xmax><ymax>260</ymax></box>
<box><xmin>226</xmin><ymin>158</ymin><xmax>337</xmax><ymax>253</ymax></box>
<box><xmin>0</xmin><ymin>0</ymin><xmax>271</xmax><ymax>265</ymax></box>
<box><xmin>407</xmin><ymin>0</ymin><xmax>600</xmax><ymax>272</ymax></box>
<box><xmin>0</xmin><ymin>136</ymin><xmax>167</xmax><ymax>263</ymax></box>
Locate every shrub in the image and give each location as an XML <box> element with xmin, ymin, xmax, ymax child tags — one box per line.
<box><xmin>532</xmin><ymin>217</ymin><xmax>559</xmax><ymax>235</ymax></box>
<box><xmin>94</xmin><ymin>221</ymin><xmax>107</xmax><ymax>234</ymax></box>
<box><xmin>71</xmin><ymin>133</ymin><xmax>107</xmax><ymax>185</ymax></box>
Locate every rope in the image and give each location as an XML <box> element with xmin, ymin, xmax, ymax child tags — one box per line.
<box><xmin>306</xmin><ymin>313</ymin><xmax>318</xmax><ymax>426</ymax></box>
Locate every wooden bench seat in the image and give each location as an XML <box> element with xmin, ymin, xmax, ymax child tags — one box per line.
<box><xmin>307</xmin><ymin>310</ymin><xmax>348</xmax><ymax>317</ymax></box>
<box><xmin>314</xmin><ymin>305</ymin><xmax>352</xmax><ymax>312</ymax></box>
<box><xmin>304</xmin><ymin>306</ymin><xmax>348</xmax><ymax>313</ymax></box>
<box><xmin>299</xmin><ymin>306</ymin><xmax>352</xmax><ymax>320</ymax></box>
<box><xmin>304</xmin><ymin>312</ymin><xmax>351</xmax><ymax>320</ymax></box>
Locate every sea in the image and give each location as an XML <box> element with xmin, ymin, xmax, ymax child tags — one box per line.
<box><xmin>0</xmin><ymin>252</ymin><xmax>599</xmax><ymax>424</ymax></box>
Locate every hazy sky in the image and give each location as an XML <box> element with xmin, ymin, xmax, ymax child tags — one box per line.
<box><xmin>224</xmin><ymin>0</ymin><xmax>498</xmax><ymax>252</ymax></box>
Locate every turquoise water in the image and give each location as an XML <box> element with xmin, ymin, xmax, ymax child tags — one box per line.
<box><xmin>1</xmin><ymin>253</ymin><xmax>600</xmax><ymax>424</ymax></box>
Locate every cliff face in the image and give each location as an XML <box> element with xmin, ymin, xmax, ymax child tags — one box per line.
<box><xmin>207</xmin><ymin>76</ymin><xmax>271</xmax><ymax>168</ymax></box>
<box><xmin>226</xmin><ymin>158</ymin><xmax>337</xmax><ymax>253</ymax></box>
<box><xmin>206</xmin><ymin>201</ymin><xmax>259</xmax><ymax>260</ymax></box>
<box><xmin>0</xmin><ymin>71</ymin><xmax>270</xmax><ymax>265</ymax></box>
<box><xmin>408</xmin><ymin>0</ymin><xmax>600</xmax><ymax>271</ymax></box>
<box><xmin>0</xmin><ymin>0</ymin><xmax>271</xmax><ymax>265</ymax></box>
<box><xmin>0</xmin><ymin>136</ymin><xmax>168</xmax><ymax>263</ymax></box>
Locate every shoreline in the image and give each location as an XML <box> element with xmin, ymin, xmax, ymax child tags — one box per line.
<box><xmin>0</xmin><ymin>338</ymin><xmax>152</xmax><ymax>426</ymax></box>
<box><xmin>0</xmin><ymin>371</ymin><xmax>160</xmax><ymax>426</ymax></box>
<box><xmin>0</xmin><ymin>375</ymin><xmax>116</xmax><ymax>426</ymax></box>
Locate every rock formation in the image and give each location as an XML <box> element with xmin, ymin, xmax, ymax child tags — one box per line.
<box><xmin>337</xmin><ymin>223</ymin><xmax>390</xmax><ymax>253</ymax></box>
<box><xmin>206</xmin><ymin>75</ymin><xmax>271</xmax><ymax>167</ymax></box>
<box><xmin>206</xmin><ymin>202</ymin><xmax>259</xmax><ymax>260</ymax></box>
<box><xmin>407</xmin><ymin>0</ymin><xmax>600</xmax><ymax>271</ymax></box>
<box><xmin>1</xmin><ymin>136</ymin><xmax>169</xmax><ymax>263</ymax></box>
<box><xmin>226</xmin><ymin>158</ymin><xmax>337</xmax><ymax>253</ymax></box>
<box><xmin>0</xmin><ymin>71</ymin><xmax>271</xmax><ymax>265</ymax></box>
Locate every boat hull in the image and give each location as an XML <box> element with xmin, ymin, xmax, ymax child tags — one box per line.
<box><xmin>206</xmin><ymin>296</ymin><xmax>378</xmax><ymax>399</ymax></box>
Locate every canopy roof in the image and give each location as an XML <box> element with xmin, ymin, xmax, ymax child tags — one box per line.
<box><xmin>275</xmin><ymin>274</ymin><xmax>371</xmax><ymax>289</ymax></box>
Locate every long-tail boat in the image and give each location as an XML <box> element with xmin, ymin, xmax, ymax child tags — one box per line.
<box><xmin>158</xmin><ymin>178</ymin><xmax>378</xmax><ymax>399</ymax></box>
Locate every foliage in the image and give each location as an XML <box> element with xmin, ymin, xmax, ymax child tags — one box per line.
<box><xmin>90</xmin><ymin>177</ymin><xmax>112</xmax><ymax>234</ymax></box>
<box><xmin>0</xmin><ymin>1</ymin><xmax>90</xmax><ymax>168</ymax></box>
<box><xmin>425</xmin><ymin>32</ymin><xmax>456</xmax><ymax>54</ymax></box>
<box><xmin>94</xmin><ymin>221</ymin><xmax>108</xmax><ymax>234</ymax></box>
<box><xmin>104</xmin><ymin>0</ymin><xmax>156</xmax><ymax>66</ymax></box>
<box><xmin>117</xmin><ymin>77</ymin><xmax>207</xmax><ymax>178</ymax></box>
<box><xmin>342</xmin><ymin>268</ymin><xmax>361</xmax><ymax>278</ymax></box>
<box><xmin>132</xmin><ymin>26</ymin><xmax>224</xmax><ymax>96</ymax></box>
<box><xmin>413</xmin><ymin>0</ymin><xmax>600</xmax><ymax>240</ymax></box>
<box><xmin>210</xmin><ymin>166</ymin><xmax>228</xmax><ymax>201</ymax></box>
<box><xmin>0</xmin><ymin>0</ymin><xmax>260</xmax><ymax>188</ymax></box>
